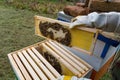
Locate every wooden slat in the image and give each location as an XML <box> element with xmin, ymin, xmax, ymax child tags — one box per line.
<box><xmin>35</xmin><ymin>15</ymin><xmax>99</xmax><ymax>33</ymax></box>
<box><xmin>8</xmin><ymin>54</ymin><xmax>25</xmax><ymax>80</ymax></box>
<box><xmin>27</xmin><ymin>49</ymin><xmax>55</xmax><ymax>80</ymax></box>
<box><xmin>54</xmin><ymin>41</ymin><xmax>92</xmax><ymax>68</ymax></box>
<box><xmin>30</xmin><ymin>48</ymin><xmax>59</xmax><ymax>80</ymax></box>
<box><xmin>27</xmin><ymin>47</ymin><xmax>61</xmax><ymax>78</ymax></box>
<box><xmin>41</xmin><ymin>43</ymin><xmax>81</xmax><ymax>77</ymax></box>
<box><xmin>48</xmin><ymin>41</ymin><xmax>89</xmax><ymax>71</ymax></box>
<box><xmin>46</xmin><ymin>41</ymin><xmax>85</xmax><ymax>74</ymax></box>
<box><xmin>31</xmin><ymin>47</ymin><xmax>61</xmax><ymax>78</ymax></box>
<box><xmin>17</xmin><ymin>52</ymin><xmax>40</xmax><ymax>80</ymax></box>
<box><xmin>34</xmin><ymin>15</ymin><xmax>70</xmax><ymax>28</ymax></box>
<box><xmin>12</xmin><ymin>54</ymin><xmax>32</xmax><ymax>80</ymax></box>
<box><xmin>22</xmin><ymin>50</ymin><xmax>48</xmax><ymax>80</ymax></box>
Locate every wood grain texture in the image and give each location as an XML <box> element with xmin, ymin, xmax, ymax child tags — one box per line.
<box><xmin>8</xmin><ymin>40</ymin><xmax>93</xmax><ymax>79</ymax></box>
<box><xmin>12</xmin><ymin>54</ymin><xmax>32</xmax><ymax>80</ymax></box>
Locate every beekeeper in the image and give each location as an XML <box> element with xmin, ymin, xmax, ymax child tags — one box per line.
<box><xmin>70</xmin><ymin>12</ymin><xmax>120</xmax><ymax>33</ymax></box>
<box><xmin>57</xmin><ymin>75</ymin><xmax>91</xmax><ymax>80</ymax></box>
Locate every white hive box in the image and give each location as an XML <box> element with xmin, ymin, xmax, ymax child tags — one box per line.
<box><xmin>8</xmin><ymin>40</ymin><xmax>93</xmax><ymax>80</ymax></box>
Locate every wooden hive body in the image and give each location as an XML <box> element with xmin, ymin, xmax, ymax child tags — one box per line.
<box><xmin>90</xmin><ymin>0</ymin><xmax>120</xmax><ymax>12</ymax></box>
<box><xmin>8</xmin><ymin>40</ymin><xmax>92</xmax><ymax>80</ymax></box>
<box><xmin>34</xmin><ymin>15</ymin><xmax>99</xmax><ymax>55</ymax></box>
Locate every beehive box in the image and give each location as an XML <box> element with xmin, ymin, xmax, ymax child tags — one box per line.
<box><xmin>34</xmin><ymin>15</ymin><xmax>99</xmax><ymax>55</ymax></box>
<box><xmin>8</xmin><ymin>40</ymin><xmax>92</xmax><ymax>80</ymax></box>
<box><xmin>90</xmin><ymin>0</ymin><xmax>120</xmax><ymax>12</ymax></box>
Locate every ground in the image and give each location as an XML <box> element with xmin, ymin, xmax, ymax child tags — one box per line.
<box><xmin>0</xmin><ymin>1</ymin><xmax>112</xmax><ymax>80</ymax></box>
<box><xmin>0</xmin><ymin>5</ymin><xmax>45</xmax><ymax>80</ymax></box>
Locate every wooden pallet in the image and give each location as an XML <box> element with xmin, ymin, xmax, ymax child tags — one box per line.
<box><xmin>34</xmin><ymin>15</ymin><xmax>99</xmax><ymax>55</ymax></box>
<box><xmin>8</xmin><ymin>40</ymin><xmax>92</xmax><ymax>80</ymax></box>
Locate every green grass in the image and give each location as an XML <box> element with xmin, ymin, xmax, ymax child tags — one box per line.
<box><xmin>0</xmin><ymin>5</ymin><xmax>45</xmax><ymax>80</ymax></box>
<box><xmin>0</xmin><ymin>1</ymin><xmax>71</xmax><ymax>79</ymax></box>
<box><xmin>0</xmin><ymin>1</ymin><xmax>112</xmax><ymax>80</ymax></box>
<box><xmin>100</xmin><ymin>72</ymin><xmax>112</xmax><ymax>80</ymax></box>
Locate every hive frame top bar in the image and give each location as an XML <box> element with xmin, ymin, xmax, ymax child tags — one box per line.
<box><xmin>34</xmin><ymin>15</ymin><xmax>99</xmax><ymax>33</ymax></box>
<box><xmin>8</xmin><ymin>40</ymin><xmax>93</xmax><ymax>80</ymax></box>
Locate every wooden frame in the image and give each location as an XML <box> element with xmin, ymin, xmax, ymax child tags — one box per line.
<box><xmin>8</xmin><ymin>40</ymin><xmax>92</xmax><ymax>80</ymax></box>
<box><xmin>34</xmin><ymin>15</ymin><xmax>99</xmax><ymax>55</ymax></box>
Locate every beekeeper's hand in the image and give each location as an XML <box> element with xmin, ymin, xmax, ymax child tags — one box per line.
<box><xmin>57</xmin><ymin>75</ymin><xmax>91</xmax><ymax>80</ymax></box>
<box><xmin>69</xmin><ymin>12</ymin><xmax>99</xmax><ymax>29</ymax></box>
<box><xmin>70</xmin><ymin>16</ymin><xmax>89</xmax><ymax>29</ymax></box>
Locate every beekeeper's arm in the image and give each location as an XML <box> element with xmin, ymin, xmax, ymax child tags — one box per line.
<box><xmin>70</xmin><ymin>12</ymin><xmax>120</xmax><ymax>33</ymax></box>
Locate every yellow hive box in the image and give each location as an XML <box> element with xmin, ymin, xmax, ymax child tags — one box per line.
<box><xmin>8</xmin><ymin>40</ymin><xmax>93</xmax><ymax>80</ymax></box>
<box><xmin>34</xmin><ymin>15</ymin><xmax>99</xmax><ymax>55</ymax></box>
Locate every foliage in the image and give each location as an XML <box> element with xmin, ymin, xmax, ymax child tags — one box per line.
<box><xmin>0</xmin><ymin>5</ymin><xmax>45</xmax><ymax>80</ymax></box>
<box><xmin>5</xmin><ymin>0</ymin><xmax>73</xmax><ymax>16</ymax></box>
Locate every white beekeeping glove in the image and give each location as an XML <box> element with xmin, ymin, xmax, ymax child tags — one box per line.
<box><xmin>57</xmin><ymin>75</ymin><xmax>91</xmax><ymax>80</ymax></box>
<box><xmin>70</xmin><ymin>16</ymin><xmax>88</xmax><ymax>29</ymax></box>
<box><xmin>69</xmin><ymin>12</ymin><xmax>105</xmax><ymax>29</ymax></box>
<box><xmin>70</xmin><ymin>12</ymin><xmax>120</xmax><ymax>33</ymax></box>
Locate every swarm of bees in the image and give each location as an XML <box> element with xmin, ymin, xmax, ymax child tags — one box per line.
<box><xmin>39</xmin><ymin>22</ymin><xmax>71</xmax><ymax>46</ymax></box>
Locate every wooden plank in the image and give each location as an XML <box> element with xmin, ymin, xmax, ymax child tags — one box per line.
<box><xmin>90</xmin><ymin>56</ymin><xmax>114</xmax><ymax>80</ymax></box>
<box><xmin>22</xmin><ymin>50</ymin><xmax>48</xmax><ymax>80</ymax></box>
<box><xmin>8</xmin><ymin>54</ymin><xmax>25</xmax><ymax>80</ymax></box>
<box><xmin>8</xmin><ymin>40</ymin><xmax>47</xmax><ymax>55</ymax></box>
<box><xmin>34</xmin><ymin>15</ymin><xmax>70</xmax><ymax>28</ymax></box>
<box><xmin>48</xmin><ymin>40</ymin><xmax>89</xmax><ymax>71</ymax></box>
<box><xmin>46</xmin><ymin>41</ymin><xmax>85</xmax><ymax>74</ymax></box>
<box><xmin>41</xmin><ymin>43</ymin><xmax>82</xmax><ymax>77</ymax></box>
<box><xmin>17</xmin><ymin>52</ymin><xmax>40</xmax><ymax>80</ymax></box>
<box><xmin>77</xmin><ymin>27</ymin><xmax>98</xmax><ymax>33</ymax></box>
<box><xmin>34</xmin><ymin>15</ymin><xmax>99</xmax><ymax>33</ymax></box>
<box><xmin>27</xmin><ymin>49</ymin><xmax>56</xmax><ymax>79</ymax></box>
<box><xmin>31</xmin><ymin>47</ymin><xmax>61</xmax><ymax>78</ymax></box>
<box><xmin>12</xmin><ymin>54</ymin><xmax>32</xmax><ymax>80</ymax></box>
<box><xmin>90</xmin><ymin>31</ymin><xmax>99</xmax><ymax>54</ymax></box>
<box><xmin>54</xmin><ymin>41</ymin><xmax>92</xmax><ymax>68</ymax></box>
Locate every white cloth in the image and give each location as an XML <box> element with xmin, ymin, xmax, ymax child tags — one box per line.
<box><xmin>57</xmin><ymin>76</ymin><xmax>91</xmax><ymax>80</ymax></box>
<box><xmin>70</xmin><ymin>12</ymin><xmax>120</xmax><ymax>33</ymax></box>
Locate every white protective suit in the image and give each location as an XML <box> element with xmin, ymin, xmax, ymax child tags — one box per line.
<box><xmin>70</xmin><ymin>12</ymin><xmax>120</xmax><ymax>33</ymax></box>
